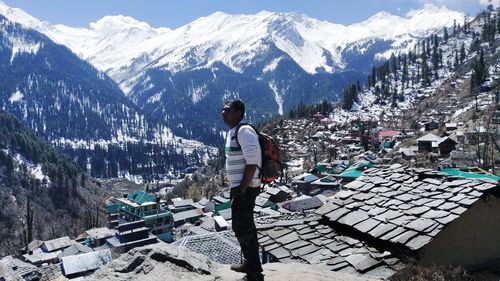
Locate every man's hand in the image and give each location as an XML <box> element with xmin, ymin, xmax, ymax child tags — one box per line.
<box><xmin>239</xmin><ymin>164</ymin><xmax>257</xmax><ymax>194</ymax></box>
<box><xmin>233</xmin><ymin>186</ymin><xmax>245</xmax><ymax>198</ymax></box>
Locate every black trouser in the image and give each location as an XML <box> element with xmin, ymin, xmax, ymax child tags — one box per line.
<box><xmin>231</xmin><ymin>187</ymin><xmax>263</xmax><ymax>277</ymax></box>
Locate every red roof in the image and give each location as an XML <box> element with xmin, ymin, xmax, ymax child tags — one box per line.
<box><xmin>379</xmin><ymin>131</ymin><xmax>401</xmax><ymax>139</ymax></box>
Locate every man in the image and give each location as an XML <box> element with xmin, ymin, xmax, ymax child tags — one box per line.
<box><xmin>222</xmin><ymin>100</ymin><xmax>264</xmax><ymax>281</ymax></box>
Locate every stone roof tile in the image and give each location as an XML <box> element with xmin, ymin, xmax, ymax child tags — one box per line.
<box><xmin>275</xmin><ymin>232</ymin><xmax>299</xmax><ymax>245</ymax></box>
<box><xmin>450</xmin><ymin>206</ymin><xmax>468</xmax><ymax>215</ymax></box>
<box><xmin>406</xmin><ymin>235</ymin><xmax>433</xmax><ymax>250</ymax></box>
<box><xmin>338</xmin><ymin>210</ymin><xmax>370</xmax><ymax>226</ymax></box>
<box><xmin>408</xmin><ymin>206</ymin><xmax>431</xmax><ymax>216</ymax></box>
<box><xmin>353</xmin><ymin>218</ymin><xmax>381</xmax><ymax>233</ymax></box>
<box><xmin>404</xmin><ymin>218</ymin><xmax>437</xmax><ymax>232</ymax></box>
<box><xmin>436</xmin><ymin>214</ymin><xmax>459</xmax><ymax>225</ymax></box>
<box><xmin>459</xmin><ymin>197</ymin><xmax>480</xmax><ymax>206</ymax></box>
<box><xmin>269</xmin><ymin>246</ymin><xmax>291</xmax><ymax>259</ymax></box>
<box><xmin>380</xmin><ymin>227</ymin><xmax>406</xmax><ymax>241</ymax></box>
<box><xmin>422</xmin><ymin>209</ymin><xmax>450</xmax><ymax>219</ymax></box>
<box><xmin>283</xmin><ymin>240</ymin><xmax>310</xmax><ymax>251</ymax></box>
<box><xmin>368</xmin><ymin>223</ymin><xmax>398</xmax><ymax>238</ymax></box>
<box><xmin>345</xmin><ymin>253</ymin><xmax>382</xmax><ymax>272</ymax></box>
<box><xmin>390</xmin><ymin>230</ymin><xmax>419</xmax><ymax>245</ymax></box>
<box><xmin>326</xmin><ymin>207</ymin><xmax>350</xmax><ymax>221</ymax></box>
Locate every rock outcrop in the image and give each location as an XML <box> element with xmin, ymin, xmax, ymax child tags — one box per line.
<box><xmin>87</xmin><ymin>243</ymin><xmax>379</xmax><ymax>281</ymax></box>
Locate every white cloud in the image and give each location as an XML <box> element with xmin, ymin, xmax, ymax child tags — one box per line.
<box><xmin>417</xmin><ymin>0</ymin><xmax>497</xmax><ymax>7</ymax></box>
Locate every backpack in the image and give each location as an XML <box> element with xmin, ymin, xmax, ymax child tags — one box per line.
<box><xmin>235</xmin><ymin>123</ymin><xmax>281</xmax><ymax>184</ymax></box>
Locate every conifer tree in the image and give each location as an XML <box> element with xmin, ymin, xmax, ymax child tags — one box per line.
<box><xmin>421</xmin><ymin>57</ymin><xmax>431</xmax><ymax>86</ymax></box>
<box><xmin>459</xmin><ymin>43</ymin><xmax>466</xmax><ymax>64</ymax></box>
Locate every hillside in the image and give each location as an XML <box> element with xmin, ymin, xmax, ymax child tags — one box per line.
<box><xmin>0</xmin><ymin>14</ymin><xmax>213</xmax><ymax>180</ymax></box>
<box><xmin>0</xmin><ymin>109</ymin><xmax>108</xmax><ymax>255</ymax></box>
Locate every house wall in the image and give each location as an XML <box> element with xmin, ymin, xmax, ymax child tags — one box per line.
<box><xmin>417</xmin><ymin>141</ymin><xmax>433</xmax><ymax>153</ymax></box>
<box><xmin>419</xmin><ymin>194</ymin><xmax>500</xmax><ymax>268</ymax></box>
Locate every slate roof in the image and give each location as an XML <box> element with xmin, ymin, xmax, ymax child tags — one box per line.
<box><xmin>316</xmin><ymin>164</ymin><xmax>499</xmax><ymax>251</ymax></box>
<box><xmin>173</xmin><ymin>209</ymin><xmax>204</xmax><ymax>223</ymax></box>
<box><xmin>59</xmin><ymin>242</ymin><xmax>93</xmax><ymax>257</ymax></box>
<box><xmin>416</xmin><ymin>133</ymin><xmax>441</xmax><ymax>142</ymax></box>
<box><xmin>42</xmin><ymin>236</ymin><xmax>71</xmax><ymax>252</ymax></box>
<box><xmin>85</xmin><ymin>227</ymin><xmax>115</xmax><ymax>240</ymax></box>
<box><xmin>283</xmin><ymin>196</ymin><xmax>323</xmax><ymax>212</ymax></box>
<box><xmin>256</xmin><ymin>213</ymin><xmax>402</xmax><ymax>279</ymax></box>
<box><xmin>173</xmin><ymin>199</ymin><xmax>194</xmax><ymax>208</ymax></box>
<box><xmin>0</xmin><ymin>255</ymin><xmax>39</xmax><ymax>280</ymax></box>
<box><xmin>173</xmin><ymin>231</ymin><xmax>241</xmax><ymax>264</ymax></box>
<box><xmin>61</xmin><ymin>249</ymin><xmax>112</xmax><ymax>276</ymax></box>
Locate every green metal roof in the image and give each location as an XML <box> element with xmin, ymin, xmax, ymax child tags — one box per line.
<box><xmin>440</xmin><ymin>168</ymin><xmax>500</xmax><ymax>181</ymax></box>
<box><xmin>128</xmin><ymin>191</ymin><xmax>157</xmax><ymax>205</ymax></box>
<box><xmin>340</xmin><ymin>162</ymin><xmax>374</xmax><ymax>179</ymax></box>
<box><xmin>106</xmin><ymin>203</ymin><xmax>121</xmax><ymax>214</ymax></box>
<box><xmin>215</xmin><ymin>201</ymin><xmax>231</xmax><ymax>211</ymax></box>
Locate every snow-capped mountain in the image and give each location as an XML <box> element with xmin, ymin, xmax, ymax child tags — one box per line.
<box><xmin>0</xmin><ymin>14</ymin><xmax>212</xmax><ymax>179</ymax></box>
<box><xmin>0</xmin><ymin>1</ymin><xmax>464</xmax><ymax>145</ymax></box>
<box><xmin>0</xmin><ymin>3</ymin><xmax>462</xmax><ymax>83</ymax></box>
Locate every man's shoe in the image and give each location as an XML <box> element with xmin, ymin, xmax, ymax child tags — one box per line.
<box><xmin>239</xmin><ymin>273</ymin><xmax>264</xmax><ymax>281</ymax></box>
<box><xmin>230</xmin><ymin>263</ymin><xmax>246</xmax><ymax>273</ymax></box>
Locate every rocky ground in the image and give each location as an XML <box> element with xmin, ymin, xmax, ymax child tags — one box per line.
<box><xmin>88</xmin><ymin>243</ymin><xmax>380</xmax><ymax>281</ymax></box>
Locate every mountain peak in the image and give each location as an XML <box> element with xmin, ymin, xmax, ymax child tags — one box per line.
<box><xmin>368</xmin><ymin>11</ymin><xmax>401</xmax><ymax>21</ymax></box>
<box><xmin>89</xmin><ymin>15</ymin><xmax>155</xmax><ymax>35</ymax></box>
<box><xmin>407</xmin><ymin>3</ymin><xmax>455</xmax><ymax>18</ymax></box>
<box><xmin>0</xmin><ymin>0</ymin><xmax>43</xmax><ymax>27</ymax></box>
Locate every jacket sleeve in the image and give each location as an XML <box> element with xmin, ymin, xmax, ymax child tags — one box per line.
<box><xmin>237</xmin><ymin>125</ymin><xmax>261</xmax><ymax>166</ymax></box>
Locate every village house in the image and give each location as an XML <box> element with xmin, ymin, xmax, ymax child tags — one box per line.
<box><xmin>437</xmin><ymin>136</ymin><xmax>458</xmax><ymax>156</ymax></box>
<box><xmin>111</xmin><ymin>191</ymin><xmax>174</xmax><ymax>242</ymax></box>
<box><xmin>196</xmin><ymin>197</ymin><xmax>216</xmax><ymax>213</ymax></box>
<box><xmin>172</xmin><ymin>208</ymin><xmax>204</xmax><ymax>227</ymax></box>
<box><xmin>256</xmin><ymin>212</ymin><xmax>403</xmax><ymax>279</ymax></box>
<box><xmin>76</xmin><ymin>227</ymin><xmax>115</xmax><ymax>248</ymax></box>
<box><xmin>317</xmin><ymin>164</ymin><xmax>500</xmax><ymax>269</ymax></box>
<box><xmin>379</xmin><ymin>130</ymin><xmax>401</xmax><ymax>148</ymax></box>
<box><xmin>416</xmin><ymin>133</ymin><xmax>442</xmax><ymax>153</ymax></box>
<box><xmin>416</xmin><ymin>133</ymin><xmax>457</xmax><ymax>156</ymax></box>
<box><xmin>265</xmin><ymin>186</ymin><xmax>290</xmax><ymax>203</ymax></box>
<box><xmin>445</xmin><ymin>122</ymin><xmax>458</xmax><ymax>131</ymax></box>
<box><xmin>22</xmin><ymin>236</ymin><xmax>72</xmax><ymax>265</ymax></box>
<box><xmin>292</xmin><ymin>173</ymin><xmax>320</xmax><ymax>193</ymax></box>
<box><xmin>257</xmin><ymin>164</ymin><xmax>500</xmax><ymax>279</ymax></box>
<box><xmin>106</xmin><ymin>220</ymin><xmax>158</xmax><ymax>250</ymax></box>
<box><xmin>423</xmin><ymin>119</ymin><xmax>439</xmax><ymax>131</ymax></box>
<box><xmin>61</xmin><ymin>249</ymin><xmax>112</xmax><ymax>279</ymax></box>
<box><xmin>168</xmin><ymin>198</ymin><xmax>197</xmax><ymax>213</ymax></box>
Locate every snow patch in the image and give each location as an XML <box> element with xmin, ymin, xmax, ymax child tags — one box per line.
<box><xmin>9</xmin><ymin>37</ymin><xmax>41</xmax><ymax>64</ymax></box>
<box><xmin>8</xmin><ymin>89</ymin><xmax>24</xmax><ymax>103</ymax></box>
<box><xmin>268</xmin><ymin>82</ymin><xmax>284</xmax><ymax>115</ymax></box>
<box><xmin>12</xmin><ymin>152</ymin><xmax>51</xmax><ymax>186</ymax></box>
<box><xmin>147</xmin><ymin>92</ymin><xmax>162</xmax><ymax>104</ymax></box>
<box><xmin>263</xmin><ymin>57</ymin><xmax>282</xmax><ymax>73</ymax></box>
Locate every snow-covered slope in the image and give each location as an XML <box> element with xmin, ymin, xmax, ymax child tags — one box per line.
<box><xmin>0</xmin><ymin>1</ymin><xmax>463</xmax><ymax>94</ymax></box>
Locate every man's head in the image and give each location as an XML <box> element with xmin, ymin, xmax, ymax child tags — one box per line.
<box><xmin>222</xmin><ymin>100</ymin><xmax>245</xmax><ymax>128</ymax></box>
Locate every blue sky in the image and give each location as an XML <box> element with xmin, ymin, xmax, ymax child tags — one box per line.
<box><xmin>2</xmin><ymin>0</ymin><xmax>492</xmax><ymax>28</ymax></box>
